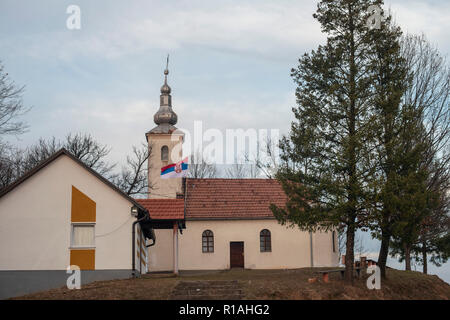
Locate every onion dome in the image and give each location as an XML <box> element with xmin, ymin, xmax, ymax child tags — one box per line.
<box><xmin>153</xmin><ymin>64</ymin><xmax>177</xmax><ymax>126</ymax></box>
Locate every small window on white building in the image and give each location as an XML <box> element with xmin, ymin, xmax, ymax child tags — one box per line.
<box><xmin>260</xmin><ymin>229</ymin><xmax>271</xmax><ymax>252</ymax></box>
<box><xmin>202</xmin><ymin>230</ymin><xmax>214</xmax><ymax>253</ymax></box>
<box><xmin>71</xmin><ymin>224</ymin><xmax>95</xmax><ymax>248</ymax></box>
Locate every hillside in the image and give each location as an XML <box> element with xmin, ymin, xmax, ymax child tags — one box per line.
<box><xmin>11</xmin><ymin>268</ymin><xmax>450</xmax><ymax>300</ymax></box>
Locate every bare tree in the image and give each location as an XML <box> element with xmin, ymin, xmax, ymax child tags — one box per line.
<box><xmin>338</xmin><ymin>228</ymin><xmax>367</xmax><ymax>265</ymax></box>
<box><xmin>20</xmin><ymin>133</ymin><xmax>115</xmax><ymax>176</ymax></box>
<box><xmin>241</xmin><ymin>152</ymin><xmax>260</xmax><ymax>178</ymax></box>
<box><xmin>1</xmin><ymin>132</ymin><xmax>153</xmax><ymax>197</ymax></box>
<box><xmin>225</xmin><ymin>152</ymin><xmax>260</xmax><ymax>179</ymax></box>
<box><xmin>401</xmin><ymin>34</ymin><xmax>449</xmax><ymax>179</ymax></box>
<box><xmin>389</xmin><ymin>33</ymin><xmax>450</xmax><ymax>271</ymax></box>
<box><xmin>355</xmin><ymin>233</ymin><xmax>367</xmax><ymax>260</ymax></box>
<box><xmin>251</xmin><ymin>137</ymin><xmax>279</xmax><ymax>179</ymax></box>
<box><xmin>188</xmin><ymin>150</ymin><xmax>217</xmax><ymax>178</ymax></box>
<box><xmin>65</xmin><ymin>133</ymin><xmax>114</xmax><ymax>176</ymax></box>
<box><xmin>225</xmin><ymin>162</ymin><xmax>248</xmax><ymax>179</ymax></box>
<box><xmin>112</xmin><ymin>143</ymin><xmax>153</xmax><ymax>196</ymax></box>
<box><xmin>247</xmin><ymin>162</ymin><xmax>260</xmax><ymax>178</ymax></box>
<box><xmin>401</xmin><ymin>34</ymin><xmax>450</xmax><ymax>144</ymax></box>
<box><xmin>0</xmin><ymin>143</ymin><xmax>23</xmax><ymax>188</ymax></box>
<box><xmin>0</xmin><ymin>133</ymin><xmax>115</xmax><ymax>189</ymax></box>
<box><xmin>0</xmin><ymin>61</ymin><xmax>29</xmax><ymax>136</ymax></box>
<box><xmin>0</xmin><ymin>62</ymin><xmax>29</xmax><ymax>187</ymax></box>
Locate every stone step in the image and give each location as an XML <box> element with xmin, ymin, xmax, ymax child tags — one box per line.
<box><xmin>175</xmin><ymin>284</ymin><xmax>240</xmax><ymax>290</ymax></box>
<box><xmin>177</xmin><ymin>280</ymin><xmax>238</xmax><ymax>285</ymax></box>
<box><xmin>172</xmin><ymin>288</ymin><xmax>243</xmax><ymax>296</ymax></box>
<box><xmin>169</xmin><ymin>280</ymin><xmax>244</xmax><ymax>300</ymax></box>
<box><xmin>170</xmin><ymin>294</ymin><xmax>244</xmax><ymax>300</ymax></box>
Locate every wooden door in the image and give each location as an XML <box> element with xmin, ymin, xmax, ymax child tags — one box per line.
<box><xmin>230</xmin><ymin>242</ymin><xmax>244</xmax><ymax>268</ymax></box>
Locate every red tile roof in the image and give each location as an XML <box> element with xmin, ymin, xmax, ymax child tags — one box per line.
<box><xmin>135</xmin><ymin>198</ymin><xmax>184</xmax><ymax>220</ymax></box>
<box><xmin>185</xmin><ymin>179</ymin><xmax>287</xmax><ymax>220</ymax></box>
<box><xmin>134</xmin><ymin>179</ymin><xmax>287</xmax><ymax>221</ymax></box>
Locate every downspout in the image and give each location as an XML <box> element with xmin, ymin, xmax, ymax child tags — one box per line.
<box><xmin>182</xmin><ymin>177</ymin><xmax>187</xmax><ymax>234</ymax></box>
<box><xmin>309</xmin><ymin>232</ymin><xmax>314</xmax><ymax>268</ymax></box>
<box><xmin>146</xmin><ymin>228</ymin><xmax>156</xmax><ymax>247</ymax></box>
<box><xmin>183</xmin><ymin>177</ymin><xmax>187</xmax><ymax>221</ymax></box>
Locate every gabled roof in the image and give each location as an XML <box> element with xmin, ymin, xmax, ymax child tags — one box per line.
<box><xmin>185</xmin><ymin>178</ymin><xmax>287</xmax><ymax>220</ymax></box>
<box><xmin>0</xmin><ymin>148</ymin><xmax>147</xmax><ymax>213</ymax></box>
<box><xmin>133</xmin><ymin>179</ymin><xmax>287</xmax><ymax>221</ymax></box>
<box><xmin>135</xmin><ymin>198</ymin><xmax>184</xmax><ymax>220</ymax></box>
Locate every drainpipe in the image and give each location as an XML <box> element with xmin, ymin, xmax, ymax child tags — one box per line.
<box><xmin>309</xmin><ymin>232</ymin><xmax>314</xmax><ymax>268</ymax></box>
<box><xmin>173</xmin><ymin>221</ymin><xmax>179</xmax><ymax>275</ymax></box>
<box><xmin>146</xmin><ymin>237</ymin><xmax>156</xmax><ymax>247</ymax></box>
<box><xmin>146</xmin><ymin>227</ymin><xmax>156</xmax><ymax>247</ymax></box>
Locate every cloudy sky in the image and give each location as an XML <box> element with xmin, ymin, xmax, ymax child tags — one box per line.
<box><xmin>1</xmin><ymin>0</ymin><xmax>449</xmax><ymax>281</ymax></box>
<box><xmin>1</xmin><ymin>0</ymin><xmax>449</xmax><ymax>164</ymax></box>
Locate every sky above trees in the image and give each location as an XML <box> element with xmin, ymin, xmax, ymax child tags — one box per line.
<box><xmin>0</xmin><ymin>0</ymin><xmax>448</xmax><ymax>165</ymax></box>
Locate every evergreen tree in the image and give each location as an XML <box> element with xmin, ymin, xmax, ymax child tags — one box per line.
<box><xmin>417</xmin><ymin>159</ymin><xmax>450</xmax><ymax>273</ymax></box>
<box><xmin>271</xmin><ymin>0</ymin><xmax>383</xmax><ymax>283</ymax></box>
<box><xmin>365</xmin><ymin>18</ymin><xmax>409</xmax><ymax>278</ymax></box>
<box><xmin>388</xmin><ymin>34</ymin><xmax>450</xmax><ymax>273</ymax></box>
<box><xmin>387</xmin><ymin>113</ymin><xmax>432</xmax><ymax>271</ymax></box>
<box><xmin>389</xmin><ymin>134</ymin><xmax>449</xmax><ymax>271</ymax></box>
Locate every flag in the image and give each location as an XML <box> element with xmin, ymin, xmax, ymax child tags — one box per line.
<box><xmin>160</xmin><ymin>157</ymin><xmax>188</xmax><ymax>179</ymax></box>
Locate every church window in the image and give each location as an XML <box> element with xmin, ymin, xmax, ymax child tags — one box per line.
<box><xmin>202</xmin><ymin>230</ymin><xmax>214</xmax><ymax>253</ymax></box>
<box><xmin>161</xmin><ymin>145</ymin><xmax>169</xmax><ymax>161</ymax></box>
<box><xmin>260</xmin><ymin>229</ymin><xmax>271</xmax><ymax>252</ymax></box>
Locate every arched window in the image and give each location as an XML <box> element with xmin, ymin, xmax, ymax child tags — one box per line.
<box><xmin>202</xmin><ymin>230</ymin><xmax>214</xmax><ymax>253</ymax></box>
<box><xmin>260</xmin><ymin>229</ymin><xmax>271</xmax><ymax>252</ymax></box>
<box><xmin>161</xmin><ymin>145</ymin><xmax>169</xmax><ymax>161</ymax></box>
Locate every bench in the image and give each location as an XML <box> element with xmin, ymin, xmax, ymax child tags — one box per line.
<box><xmin>316</xmin><ymin>267</ymin><xmax>362</xmax><ymax>283</ymax></box>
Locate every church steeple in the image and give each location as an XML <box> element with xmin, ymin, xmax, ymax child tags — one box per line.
<box><xmin>146</xmin><ymin>55</ymin><xmax>184</xmax><ymax>200</ymax></box>
<box><xmin>153</xmin><ymin>55</ymin><xmax>178</xmax><ymax>128</ymax></box>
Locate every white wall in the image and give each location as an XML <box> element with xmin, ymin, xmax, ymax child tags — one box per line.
<box><xmin>148</xmin><ymin>229</ymin><xmax>174</xmax><ymax>272</ymax></box>
<box><xmin>148</xmin><ymin>219</ymin><xmax>339</xmax><ymax>271</ymax></box>
<box><xmin>0</xmin><ymin>155</ymin><xmax>138</xmax><ymax>271</ymax></box>
<box><xmin>312</xmin><ymin>230</ymin><xmax>339</xmax><ymax>267</ymax></box>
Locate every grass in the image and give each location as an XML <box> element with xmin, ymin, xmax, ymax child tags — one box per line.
<box><xmin>11</xmin><ymin>268</ymin><xmax>450</xmax><ymax>300</ymax></box>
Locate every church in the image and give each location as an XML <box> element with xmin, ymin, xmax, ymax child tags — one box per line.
<box><xmin>136</xmin><ymin>66</ymin><xmax>339</xmax><ymax>273</ymax></box>
<box><xmin>0</xmin><ymin>64</ymin><xmax>338</xmax><ymax>299</ymax></box>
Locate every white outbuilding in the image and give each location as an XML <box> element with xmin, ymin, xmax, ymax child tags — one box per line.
<box><xmin>0</xmin><ymin>149</ymin><xmax>155</xmax><ymax>299</ymax></box>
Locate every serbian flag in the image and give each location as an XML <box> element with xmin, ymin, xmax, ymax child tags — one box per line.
<box><xmin>161</xmin><ymin>157</ymin><xmax>188</xmax><ymax>179</ymax></box>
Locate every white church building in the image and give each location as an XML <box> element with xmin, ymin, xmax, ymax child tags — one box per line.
<box><xmin>0</xmin><ymin>65</ymin><xmax>338</xmax><ymax>298</ymax></box>
<box><xmin>136</xmin><ymin>66</ymin><xmax>339</xmax><ymax>273</ymax></box>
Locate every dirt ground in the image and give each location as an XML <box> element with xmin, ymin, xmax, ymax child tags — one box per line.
<box><xmin>11</xmin><ymin>268</ymin><xmax>450</xmax><ymax>300</ymax></box>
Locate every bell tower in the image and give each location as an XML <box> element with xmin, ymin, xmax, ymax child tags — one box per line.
<box><xmin>146</xmin><ymin>56</ymin><xmax>184</xmax><ymax>199</ymax></box>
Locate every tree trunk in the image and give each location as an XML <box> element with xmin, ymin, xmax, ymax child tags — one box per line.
<box><xmin>422</xmin><ymin>240</ymin><xmax>428</xmax><ymax>274</ymax></box>
<box><xmin>405</xmin><ymin>244</ymin><xmax>411</xmax><ymax>271</ymax></box>
<box><xmin>345</xmin><ymin>224</ymin><xmax>355</xmax><ymax>284</ymax></box>
<box><xmin>377</xmin><ymin>230</ymin><xmax>390</xmax><ymax>279</ymax></box>
<box><xmin>344</xmin><ymin>4</ymin><xmax>357</xmax><ymax>286</ymax></box>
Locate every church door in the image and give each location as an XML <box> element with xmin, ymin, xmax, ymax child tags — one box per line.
<box><xmin>230</xmin><ymin>242</ymin><xmax>244</xmax><ymax>268</ymax></box>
